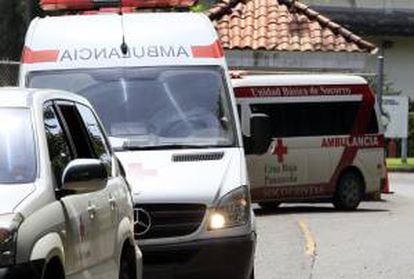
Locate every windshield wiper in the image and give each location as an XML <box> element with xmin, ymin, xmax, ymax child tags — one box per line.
<box><xmin>117</xmin><ymin>144</ymin><xmax>230</xmax><ymax>151</ymax></box>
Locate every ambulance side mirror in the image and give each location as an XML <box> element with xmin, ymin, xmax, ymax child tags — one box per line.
<box><xmin>247</xmin><ymin>113</ymin><xmax>272</xmax><ymax>155</ymax></box>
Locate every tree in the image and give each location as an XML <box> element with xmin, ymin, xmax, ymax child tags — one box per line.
<box><xmin>0</xmin><ymin>0</ymin><xmax>30</xmax><ymax>60</ymax></box>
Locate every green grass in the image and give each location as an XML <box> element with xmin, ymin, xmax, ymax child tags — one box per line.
<box><xmin>386</xmin><ymin>158</ymin><xmax>414</xmax><ymax>170</ymax></box>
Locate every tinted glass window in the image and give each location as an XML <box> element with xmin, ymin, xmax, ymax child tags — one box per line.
<box><xmin>43</xmin><ymin>105</ymin><xmax>72</xmax><ymax>187</ymax></box>
<box><xmin>28</xmin><ymin>66</ymin><xmax>236</xmax><ymax>150</ymax></box>
<box><xmin>57</xmin><ymin>104</ymin><xmax>94</xmax><ymax>159</ymax></box>
<box><xmin>251</xmin><ymin>102</ymin><xmax>361</xmax><ymax>138</ymax></box>
<box><xmin>0</xmin><ymin>108</ymin><xmax>36</xmax><ymax>184</ymax></box>
<box><xmin>77</xmin><ymin>104</ymin><xmax>112</xmax><ymax>170</ymax></box>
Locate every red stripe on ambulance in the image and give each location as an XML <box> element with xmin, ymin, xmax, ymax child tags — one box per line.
<box><xmin>191</xmin><ymin>40</ymin><xmax>224</xmax><ymax>59</ymax></box>
<box><xmin>22</xmin><ymin>41</ymin><xmax>224</xmax><ymax>64</ymax></box>
<box><xmin>234</xmin><ymin>85</ymin><xmax>370</xmax><ymax>98</ymax></box>
<box><xmin>41</xmin><ymin>0</ymin><xmax>196</xmax><ymax>10</ymax></box>
<box><xmin>327</xmin><ymin>86</ymin><xmax>376</xmax><ymax>192</ymax></box>
<box><xmin>251</xmin><ymin>184</ymin><xmax>332</xmax><ymax>200</ymax></box>
<box><xmin>22</xmin><ymin>47</ymin><xmax>60</xmax><ymax>64</ymax></box>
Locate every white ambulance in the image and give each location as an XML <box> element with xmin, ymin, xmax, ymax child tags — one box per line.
<box><xmin>20</xmin><ymin>4</ymin><xmax>255</xmax><ymax>279</ymax></box>
<box><xmin>233</xmin><ymin>74</ymin><xmax>385</xmax><ymax>210</ymax></box>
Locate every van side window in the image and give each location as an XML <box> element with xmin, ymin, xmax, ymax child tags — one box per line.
<box><xmin>43</xmin><ymin>104</ymin><xmax>72</xmax><ymax>188</ymax></box>
<box><xmin>251</xmin><ymin>102</ymin><xmax>361</xmax><ymax>138</ymax></box>
<box><xmin>56</xmin><ymin>103</ymin><xmax>95</xmax><ymax>159</ymax></box>
<box><xmin>76</xmin><ymin>104</ymin><xmax>112</xmax><ymax>172</ymax></box>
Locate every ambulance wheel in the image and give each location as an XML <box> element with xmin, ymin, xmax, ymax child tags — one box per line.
<box><xmin>259</xmin><ymin>202</ymin><xmax>281</xmax><ymax>210</ymax></box>
<box><xmin>333</xmin><ymin>171</ymin><xmax>363</xmax><ymax>211</ymax></box>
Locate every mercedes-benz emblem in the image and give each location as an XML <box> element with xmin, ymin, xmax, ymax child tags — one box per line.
<box><xmin>134</xmin><ymin>208</ymin><xmax>152</xmax><ymax>236</ymax></box>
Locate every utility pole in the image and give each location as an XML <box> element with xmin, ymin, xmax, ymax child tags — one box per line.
<box><xmin>376</xmin><ymin>44</ymin><xmax>385</xmax><ymax>115</ymax></box>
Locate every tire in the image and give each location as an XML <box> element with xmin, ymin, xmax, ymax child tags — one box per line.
<box><xmin>119</xmin><ymin>245</ymin><xmax>137</xmax><ymax>279</ymax></box>
<box><xmin>42</xmin><ymin>258</ymin><xmax>65</xmax><ymax>279</ymax></box>
<box><xmin>333</xmin><ymin>171</ymin><xmax>363</xmax><ymax>210</ymax></box>
<box><xmin>259</xmin><ymin>202</ymin><xmax>281</xmax><ymax>210</ymax></box>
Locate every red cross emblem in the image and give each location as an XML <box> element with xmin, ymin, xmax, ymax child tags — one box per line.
<box><xmin>128</xmin><ymin>163</ymin><xmax>158</xmax><ymax>179</ymax></box>
<box><xmin>273</xmin><ymin>139</ymin><xmax>288</xmax><ymax>163</ymax></box>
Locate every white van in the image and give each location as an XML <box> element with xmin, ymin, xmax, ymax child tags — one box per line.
<box><xmin>232</xmin><ymin>74</ymin><xmax>385</xmax><ymax>210</ymax></box>
<box><xmin>0</xmin><ymin>88</ymin><xmax>140</xmax><ymax>279</ymax></box>
<box><xmin>20</xmin><ymin>12</ymin><xmax>255</xmax><ymax>279</ymax></box>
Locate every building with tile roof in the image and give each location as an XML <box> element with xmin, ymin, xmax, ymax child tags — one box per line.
<box><xmin>206</xmin><ymin>0</ymin><xmax>377</xmax><ymax>72</ymax></box>
<box><xmin>300</xmin><ymin>0</ymin><xmax>414</xmax><ymax>100</ymax></box>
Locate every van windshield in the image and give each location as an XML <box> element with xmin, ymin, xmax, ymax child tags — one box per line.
<box><xmin>28</xmin><ymin>66</ymin><xmax>236</xmax><ymax>150</ymax></box>
<box><xmin>0</xmin><ymin>108</ymin><xmax>36</xmax><ymax>184</ymax></box>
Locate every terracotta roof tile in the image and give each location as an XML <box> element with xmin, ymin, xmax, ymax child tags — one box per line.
<box><xmin>206</xmin><ymin>0</ymin><xmax>376</xmax><ymax>53</ymax></box>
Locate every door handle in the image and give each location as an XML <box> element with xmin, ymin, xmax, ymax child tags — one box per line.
<box><xmin>108</xmin><ymin>196</ymin><xmax>117</xmax><ymax>211</ymax></box>
<box><xmin>87</xmin><ymin>203</ymin><xmax>97</xmax><ymax>220</ymax></box>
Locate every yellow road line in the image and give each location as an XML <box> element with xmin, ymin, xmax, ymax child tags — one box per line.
<box><xmin>297</xmin><ymin>219</ymin><xmax>317</xmax><ymax>256</ymax></box>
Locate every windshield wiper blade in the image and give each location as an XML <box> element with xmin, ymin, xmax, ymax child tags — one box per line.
<box><xmin>117</xmin><ymin>144</ymin><xmax>225</xmax><ymax>151</ymax></box>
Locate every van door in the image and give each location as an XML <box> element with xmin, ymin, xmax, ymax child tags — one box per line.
<box><xmin>55</xmin><ymin>102</ymin><xmax>113</xmax><ymax>277</ymax></box>
<box><xmin>76</xmin><ymin>103</ymin><xmax>120</xmax><ymax>278</ymax></box>
<box><xmin>43</xmin><ymin>103</ymin><xmax>86</xmax><ymax>277</ymax></box>
<box><xmin>243</xmin><ymin>102</ymin><xmax>310</xmax><ymax>201</ymax></box>
<box><xmin>303</xmin><ymin>101</ymin><xmax>360</xmax><ymax>191</ymax></box>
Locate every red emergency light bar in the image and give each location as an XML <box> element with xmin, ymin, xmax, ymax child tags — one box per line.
<box><xmin>82</xmin><ymin>7</ymin><xmax>135</xmax><ymax>14</ymax></box>
<box><xmin>40</xmin><ymin>0</ymin><xmax>197</xmax><ymax>11</ymax></box>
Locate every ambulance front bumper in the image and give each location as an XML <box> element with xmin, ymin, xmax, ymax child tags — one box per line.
<box><xmin>141</xmin><ymin>232</ymin><xmax>256</xmax><ymax>279</ymax></box>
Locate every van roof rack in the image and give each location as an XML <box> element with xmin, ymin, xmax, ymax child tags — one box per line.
<box><xmin>40</xmin><ymin>0</ymin><xmax>197</xmax><ymax>11</ymax></box>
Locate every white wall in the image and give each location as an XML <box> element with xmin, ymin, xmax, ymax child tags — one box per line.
<box><xmin>302</xmin><ymin>0</ymin><xmax>414</xmax><ymax>10</ymax></box>
<box><xmin>366</xmin><ymin>37</ymin><xmax>414</xmax><ymax>99</ymax></box>
<box><xmin>226</xmin><ymin>50</ymin><xmax>369</xmax><ymax>72</ymax></box>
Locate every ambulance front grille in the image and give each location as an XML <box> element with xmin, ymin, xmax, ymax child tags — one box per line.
<box><xmin>134</xmin><ymin>204</ymin><xmax>206</xmax><ymax>240</ymax></box>
<box><xmin>172</xmin><ymin>152</ymin><xmax>224</xmax><ymax>162</ymax></box>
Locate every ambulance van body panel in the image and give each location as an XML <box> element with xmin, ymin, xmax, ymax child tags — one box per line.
<box><xmin>21</xmin><ymin>13</ymin><xmax>255</xmax><ymax>279</ymax></box>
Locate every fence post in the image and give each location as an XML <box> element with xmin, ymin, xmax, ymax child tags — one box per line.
<box><xmin>0</xmin><ymin>60</ymin><xmax>21</xmax><ymax>86</ymax></box>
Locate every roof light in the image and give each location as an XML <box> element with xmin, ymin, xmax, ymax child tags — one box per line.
<box><xmin>40</xmin><ymin>0</ymin><xmax>197</xmax><ymax>11</ymax></box>
<box><xmin>81</xmin><ymin>7</ymin><xmax>135</xmax><ymax>14</ymax></box>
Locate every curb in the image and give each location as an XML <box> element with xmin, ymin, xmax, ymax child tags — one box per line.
<box><xmin>387</xmin><ymin>168</ymin><xmax>414</xmax><ymax>173</ymax></box>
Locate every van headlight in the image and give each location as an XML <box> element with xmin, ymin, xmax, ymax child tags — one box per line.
<box><xmin>209</xmin><ymin>186</ymin><xmax>251</xmax><ymax>230</ymax></box>
<box><xmin>0</xmin><ymin>214</ymin><xmax>23</xmax><ymax>267</ymax></box>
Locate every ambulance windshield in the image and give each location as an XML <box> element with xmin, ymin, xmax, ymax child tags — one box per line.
<box><xmin>29</xmin><ymin>66</ymin><xmax>237</xmax><ymax>150</ymax></box>
<box><xmin>0</xmin><ymin>108</ymin><xmax>36</xmax><ymax>184</ymax></box>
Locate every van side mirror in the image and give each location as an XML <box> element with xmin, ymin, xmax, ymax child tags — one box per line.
<box><xmin>245</xmin><ymin>113</ymin><xmax>272</xmax><ymax>155</ymax></box>
<box><xmin>61</xmin><ymin>159</ymin><xmax>107</xmax><ymax>195</ymax></box>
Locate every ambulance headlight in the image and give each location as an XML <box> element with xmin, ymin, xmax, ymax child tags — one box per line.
<box><xmin>209</xmin><ymin>186</ymin><xmax>251</xmax><ymax>230</ymax></box>
<box><xmin>0</xmin><ymin>214</ymin><xmax>23</xmax><ymax>267</ymax></box>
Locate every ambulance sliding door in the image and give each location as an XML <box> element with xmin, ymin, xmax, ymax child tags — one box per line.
<box><xmin>241</xmin><ymin>100</ymin><xmax>334</xmax><ymax>200</ymax></box>
<box><xmin>241</xmin><ymin>101</ymin><xmax>307</xmax><ymax>199</ymax></box>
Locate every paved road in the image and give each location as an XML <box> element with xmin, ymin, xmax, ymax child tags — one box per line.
<box><xmin>254</xmin><ymin>173</ymin><xmax>414</xmax><ymax>279</ymax></box>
